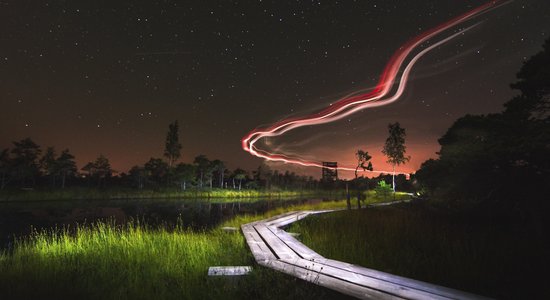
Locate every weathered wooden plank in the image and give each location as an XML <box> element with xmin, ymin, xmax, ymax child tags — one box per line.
<box><xmin>262</xmin><ymin>211</ymin><xmax>300</xmax><ymax>225</ymax></box>
<box><xmin>311</xmin><ymin>258</ymin><xmax>489</xmax><ymax>300</ymax></box>
<box><xmin>253</xmin><ymin>224</ymin><xmax>299</xmax><ymax>260</ymax></box>
<box><xmin>267</xmin><ymin>211</ymin><xmax>313</xmax><ymax>228</ymax></box>
<box><xmin>221</xmin><ymin>226</ymin><xmax>238</xmax><ymax>232</ymax></box>
<box><xmin>264</xmin><ymin>259</ymin><xmax>401</xmax><ymax>300</ymax></box>
<box><xmin>264</xmin><ymin>211</ymin><xmax>303</xmax><ymax>227</ymax></box>
<box><xmin>241</xmin><ymin>224</ymin><xmax>277</xmax><ymax>261</ymax></box>
<box><xmin>242</xmin><ymin>224</ymin><xmax>275</xmax><ymax>258</ymax></box>
<box><xmin>265</xmin><ymin>209</ymin><xmax>335</xmax><ymax>228</ymax></box>
<box><xmin>279</xmin><ymin>258</ymin><xmax>455</xmax><ymax>300</ymax></box>
<box><xmin>268</xmin><ymin>226</ymin><xmax>323</xmax><ymax>260</ymax></box>
<box><xmin>286</xmin><ymin>232</ymin><xmax>301</xmax><ymax>237</ymax></box>
<box><xmin>208</xmin><ymin>266</ymin><xmax>252</xmax><ymax>276</ymax></box>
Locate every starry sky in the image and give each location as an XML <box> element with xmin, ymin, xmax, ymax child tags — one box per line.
<box><xmin>1</xmin><ymin>0</ymin><xmax>549</xmax><ymax>178</ymax></box>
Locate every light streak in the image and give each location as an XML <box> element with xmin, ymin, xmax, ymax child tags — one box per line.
<box><xmin>242</xmin><ymin>1</ymin><xmax>506</xmax><ymax>175</ymax></box>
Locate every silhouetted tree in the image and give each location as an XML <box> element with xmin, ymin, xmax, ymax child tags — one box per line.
<box><xmin>164</xmin><ymin>120</ymin><xmax>182</xmax><ymax>167</ymax></box>
<box><xmin>253</xmin><ymin>163</ymin><xmax>272</xmax><ymax>189</ymax></box>
<box><xmin>144</xmin><ymin>158</ymin><xmax>169</xmax><ymax>187</ymax></box>
<box><xmin>11</xmin><ymin>138</ymin><xmax>42</xmax><ymax>187</ymax></box>
<box><xmin>354</xmin><ymin>149</ymin><xmax>373</xmax><ymax>208</ymax></box>
<box><xmin>129</xmin><ymin>165</ymin><xmax>147</xmax><ymax>189</ymax></box>
<box><xmin>0</xmin><ymin>149</ymin><xmax>10</xmax><ymax>189</ymax></box>
<box><xmin>232</xmin><ymin>168</ymin><xmax>247</xmax><ymax>190</ymax></box>
<box><xmin>56</xmin><ymin>149</ymin><xmax>77</xmax><ymax>188</ymax></box>
<box><xmin>174</xmin><ymin>163</ymin><xmax>196</xmax><ymax>190</ymax></box>
<box><xmin>355</xmin><ymin>149</ymin><xmax>373</xmax><ymax>178</ymax></box>
<box><xmin>40</xmin><ymin>147</ymin><xmax>58</xmax><ymax>187</ymax></box>
<box><xmin>193</xmin><ymin>155</ymin><xmax>210</xmax><ymax>188</ymax></box>
<box><xmin>506</xmin><ymin>38</ymin><xmax>550</xmax><ymax>120</ymax></box>
<box><xmin>382</xmin><ymin>122</ymin><xmax>410</xmax><ymax>192</ymax></box>
<box><xmin>82</xmin><ymin>154</ymin><xmax>112</xmax><ymax>187</ymax></box>
<box><xmin>211</xmin><ymin>159</ymin><xmax>225</xmax><ymax>188</ymax></box>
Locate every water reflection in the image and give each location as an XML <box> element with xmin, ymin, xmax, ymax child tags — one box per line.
<box><xmin>0</xmin><ymin>197</ymin><xmax>328</xmax><ymax>249</ymax></box>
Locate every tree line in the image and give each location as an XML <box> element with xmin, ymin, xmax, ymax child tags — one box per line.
<box><xmin>0</xmin><ymin>121</ymin><xmax>320</xmax><ymax>191</ymax></box>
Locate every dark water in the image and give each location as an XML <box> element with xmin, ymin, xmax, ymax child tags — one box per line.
<box><xmin>0</xmin><ymin>197</ymin><xmax>328</xmax><ymax>249</ymax></box>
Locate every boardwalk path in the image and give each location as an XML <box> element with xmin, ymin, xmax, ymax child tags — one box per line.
<box><xmin>241</xmin><ymin>209</ymin><xmax>490</xmax><ymax>300</ymax></box>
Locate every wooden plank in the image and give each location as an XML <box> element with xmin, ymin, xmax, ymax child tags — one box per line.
<box><xmin>267</xmin><ymin>211</ymin><xmax>313</xmax><ymax>228</ymax></box>
<box><xmin>280</xmin><ymin>258</ymin><xmax>455</xmax><ymax>300</ymax></box>
<box><xmin>268</xmin><ymin>226</ymin><xmax>323</xmax><ymax>260</ymax></box>
<box><xmin>270</xmin><ymin>209</ymin><xmax>336</xmax><ymax>228</ymax></box>
<box><xmin>262</xmin><ymin>211</ymin><xmax>300</xmax><ymax>224</ymax></box>
<box><xmin>241</xmin><ymin>224</ymin><xmax>277</xmax><ymax>261</ymax></box>
<box><xmin>208</xmin><ymin>266</ymin><xmax>252</xmax><ymax>276</ymax></box>
<box><xmin>265</xmin><ymin>259</ymin><xmax>401</xmax><ymax>300</ymax></box>
<box><xmin>221</xmin><ymin>226</ymin><xmax>238</xmax><ymax>232</ymax></box>
<box><xmin>310</xmin><ymin>258</ymin><xmax>490</xmax><ymax>300</ymax></box>
<box><xmin>242</xmin><ymin>224</ymin><xmax>276</xmax><ymax>260</ymax></box>
<box><xmin>264</xmin><ymin>211</ymin><xmax>303</xmax><ymax>227</ymax></box>
<box><xmin>253</xmin><ymin>224</ymin><xmax>299</xmax><ymax>260</ymax></box>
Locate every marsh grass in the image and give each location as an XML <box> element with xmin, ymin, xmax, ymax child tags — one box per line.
<box><xmin>290</xmin><ymin>204</ymin><xmax>550</xmax><ymax>299</ymax></box>
<box><xmin>0</xmin><ymin>187</ymin><xmax>343</xmax><ymax>202</ymax></box>
<box><xmin>0</xmin><ymin>199</ymin><xmax>354</xmax><ymax>299</ymax></box>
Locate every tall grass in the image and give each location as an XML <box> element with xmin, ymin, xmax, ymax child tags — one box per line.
<box><xmin>0</xmin><ymin>200</ymin><xmax>353</xmax><ymax>299</ymax></box>
<box><xmin>290</xmin><ymin>204</ymin><xmax>550</xmax><ymax>299</ymax></box>
<box><xmin>0</xmin><ymin>187</ymin><xmax>344</xmax><ymax>202</ymax></box>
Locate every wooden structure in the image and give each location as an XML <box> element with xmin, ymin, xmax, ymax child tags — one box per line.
<box><xmin>208</xmin><ymin>266</ymin><xmax>252</xmax><ymax>276</ymax></box>
<box><xmin>241</xmin><ymin>210</ymin><xmax>491</xmax><ymax>300</ymax></box>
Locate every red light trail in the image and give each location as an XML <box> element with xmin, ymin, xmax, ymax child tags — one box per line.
<box><xmin>242</xmin><ymin>1</ymin><xmax>507</xmax><ymax>175</ymax></box>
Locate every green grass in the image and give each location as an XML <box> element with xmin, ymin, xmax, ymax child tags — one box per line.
<box><xmin>0</xmin><ymin>187</ymin><xmax>344</xmax><ymax>202</ymax></box>
<box><xmin>289</xmin><ymin>204</ymin><xmax>550</xmax><ymax>299</ymax></box>
<box><xmin>0</xmin><ymin>199</ymin><xmax>353</xmax><ymax>300</ymax></box>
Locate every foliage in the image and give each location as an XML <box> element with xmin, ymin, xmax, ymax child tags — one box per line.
<box><xmin>144</xmin><ymin>158</ymin><xmax>169</xmax><ymax>187</ymax></box>
<box><xmin>173</xmin><ymin>163</ymin><xmax>196</xmax><ymax>190</ymax></box>
<box><xmin>354</xmin><ymin>149</ymin><xmax>373</xmax><ymax>178</ymax></box>
<box><xmin>232</xmin><ymin>168</ymin><xmax>248</xmax><ymax>190</ymax></box>
<box><xmin>415</xmin><ymin>39</ymin><xmax>550</xmax><ymax>211</ymax></box>
<box><xmin>382</xmin><ymin>122</ymin><xmax>410</xmax><ymax>167</ymax></box>
<box><xmin>56</xmin><ymin>149</ymin><xmax>77</xmax><ymax>188</ymax></box>
<box><xmin>374</xmin><ymin>181</ymin><xmax>392</xmax><ymax>200</ymax></box>
<box><xmin>163</xmin><ymin>120</ymin><xmax>182</xmax><ymax>167</ymax></box>
<box><xmin>82</xmin><ymin>155</ymin><xmax>113</xmax><ymax>187</ymax></box>
<box><xmin>10</xmin><ymin>138</ymin><xmax>42</xmax><ymax>187</ymax></box>
<box><xmin>382</xmin><ymin>122</ymin><xmax>410</xmax><ymax>192</ymax></box>
<box><xmin>193</xmin><ymin>154</ymin><xmax>210</xmax><ymax>188</ymax></box>
<box><xmin>506</xmin><ymin>38</ymin><xmax>550</xmax><ymax>119</ymax></box>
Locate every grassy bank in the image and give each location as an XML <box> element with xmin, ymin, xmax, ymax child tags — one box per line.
<box><xmin>289</xmin><ymin>204</ymin><xmax>550</xmax><ymax>299</ymax></box>
<box><xmin>0</xmin><ymin>187</ymin><xmax>345</xmax><ymax>202</ymax></box>
<box><xmin>0</xmin><ymin>199</ymin><xmax>352</xmax><ymax>300</ymax></box>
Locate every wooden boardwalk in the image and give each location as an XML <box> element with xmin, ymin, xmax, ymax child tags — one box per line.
<box><xmin>242</xmin><ymin>210</ymin><xmax>491</xmax><ymax>300</ymax></box>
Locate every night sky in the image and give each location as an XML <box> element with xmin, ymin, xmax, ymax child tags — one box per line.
<box><xmin>1</xmin><ymin>1</ymin><xmax>549</xmax><ymax>178</ymax></box>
